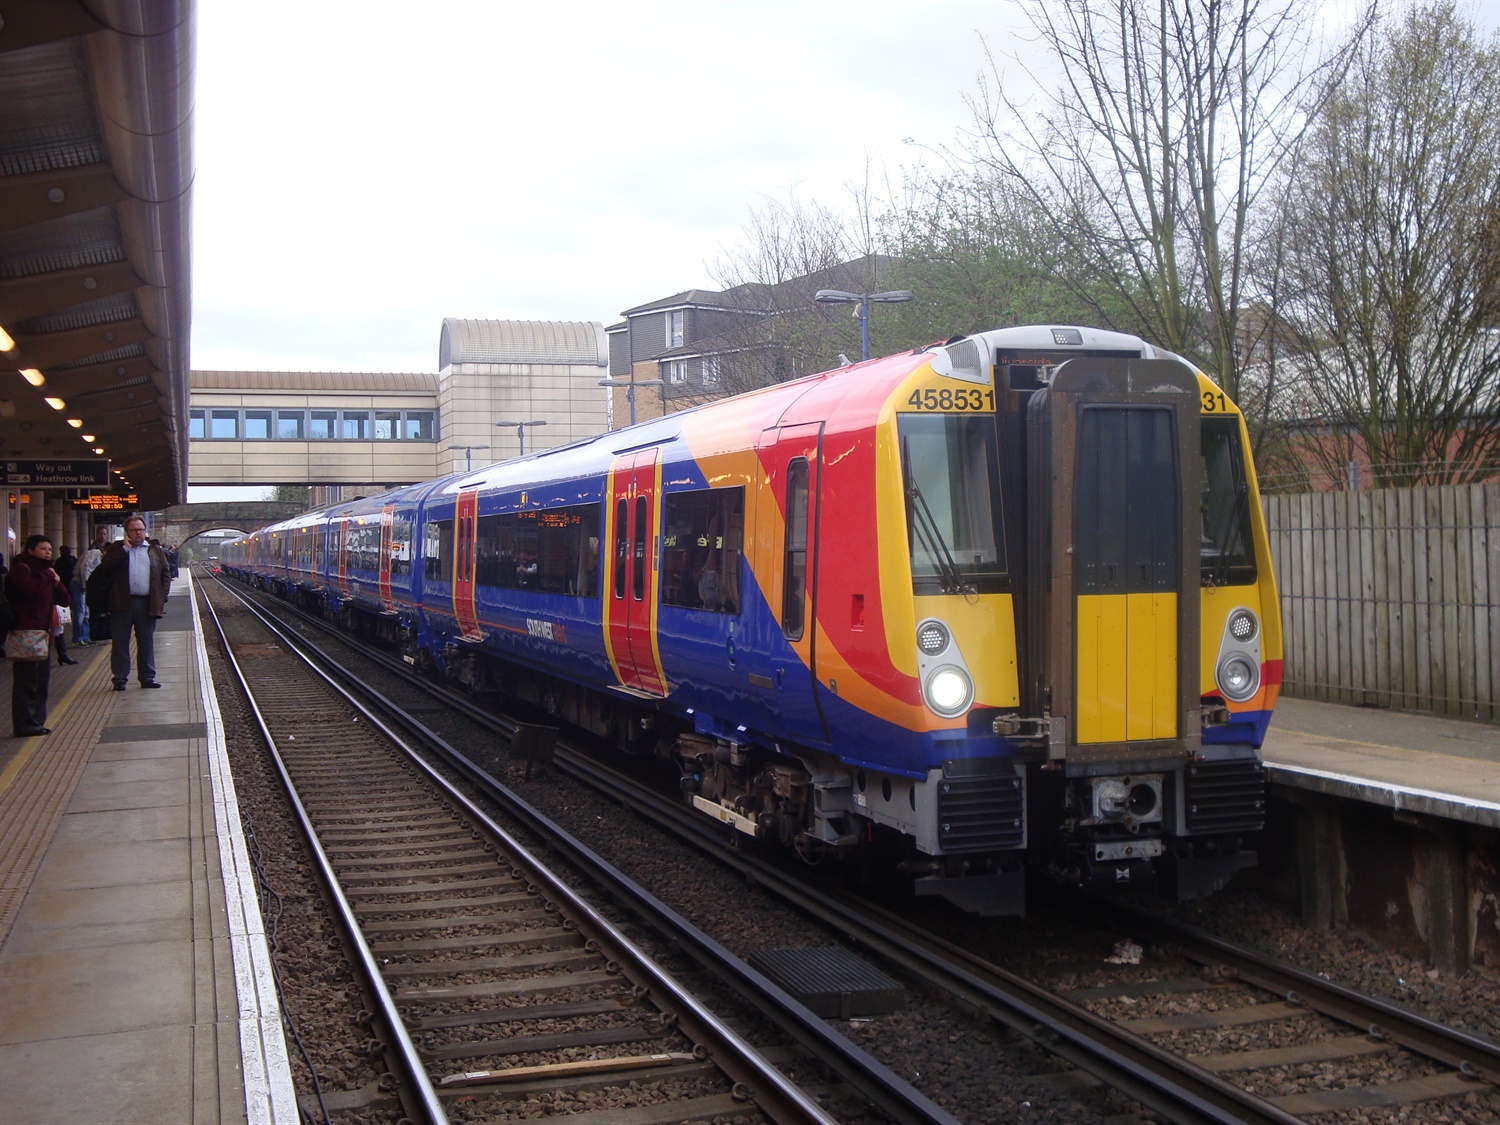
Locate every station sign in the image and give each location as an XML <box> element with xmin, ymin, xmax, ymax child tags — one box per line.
<box><xmin>4</xmin><ymin>459</ymin><xmax>110</xmax><ymax>487</ymax></box>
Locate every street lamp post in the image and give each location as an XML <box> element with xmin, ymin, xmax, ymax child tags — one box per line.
<box><xmin>444</xmin><ymin>444</ymin><xmax>489</xmax><ymax>472</ymax></box>
<box><xmin>814</xmin><ymin>288</ymin><xmax>914</xmax><ymax>362</ymax></box>
<box><xmin>496</xmin><ymin>419</ymin><xmax>547</xmax><ymax>457</ymax></box>
<box><xmin>598</xmin><ymin>377</ymin><xmax>665</xmax><ymax>428</ymax></box>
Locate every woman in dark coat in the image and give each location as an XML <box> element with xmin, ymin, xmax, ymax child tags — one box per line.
<box><xmin>7</xmin><ymin>534</ymin><xmax>71</xmax><ymax>736</ymax></box>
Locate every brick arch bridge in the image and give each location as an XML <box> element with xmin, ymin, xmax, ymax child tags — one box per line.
<box><xmin>151</xmin><ymin>501</ymin><xmax>308</xmax><ymax>546</ymax></box>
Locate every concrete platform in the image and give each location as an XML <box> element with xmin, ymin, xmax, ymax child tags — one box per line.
<box><xmin>0</xmin><ymin>573</ymin><xmax>296</xmax><ymax>1124</ymax></box>
<box><xmin>1264</xmin><ymin>696</ymin><xmax>1500</xmax><ymax>828</ymax></box>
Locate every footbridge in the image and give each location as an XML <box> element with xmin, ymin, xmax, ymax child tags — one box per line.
<box><xmin>152</xmin><ymin>501</ymin><xmax>308</xmax><ymax>546</ymax></box>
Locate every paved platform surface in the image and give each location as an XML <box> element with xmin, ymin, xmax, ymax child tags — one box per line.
<box><xmin>0</xmin><ymin>574</ymin><xmax>296</xmax><ymax>1124</ymax></box>
<box><xmin>1264</xmin><ymin>696</ymin><xmax>1500</xmax><ymax>828</ymax></box>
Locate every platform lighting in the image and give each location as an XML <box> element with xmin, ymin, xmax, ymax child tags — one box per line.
<box><xmin>81</xmin><ymin>434</ymin><xmax>94</xmax><ymax>442</ymax></box>
<box><xmin>92</xmin><ymin>447</ymin><xmax>105</xmax><ymax>455</ymax></box>
<box><xmin>443</xmin><ymin>443</ymin><xmax>489</xmax><ymax>472</ymax></box>
<box><xmin>813</xmin><ymin>288</ymin><xmax>914</xmax><ymax>362</ymax></box>
<box><xmin>20</xmin><ymin>368</ymin><xmax>45</xmax><ymax>386</ymax></box>
<box><xmin>44</xmin><ymin>396</ymin><xmax>65</xmax><ymax>410</ymax></box>
<box><xmin>0</xmin><ymin>325</ymin><xmax>14</xmax><ymax>351</ymax></box>
<box><xmin>496</xmin><ymin>419</ymin><xmax>546</xmax><ymax>457</ymax></box>
<box><xmin>66</xmin><ymin>418</ymin><xmax>82</xmax><ymax>428</ymax></box>
<box><xmin>598</xmin><ymin>377</ymin><xmax>665</xmax><ymax>427</ymax></box>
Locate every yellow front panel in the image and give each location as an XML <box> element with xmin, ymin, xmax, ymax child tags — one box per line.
<box><xmin>1128</xmin><ymin>592</ymin><xmax>1178</xmax><ymax>740</ymax></box>
<box><xmin>1076</xmin><ymin>594</ymin><xmax>1129</xmax><ymax>742</ymax></box>
<box><xmin>1077</xmin><ymin>593</ymin><xmax>1177</xmax><ymax>743</ymax></box>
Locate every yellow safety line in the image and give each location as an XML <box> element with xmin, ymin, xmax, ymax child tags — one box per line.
<box><xmin>0</xmin><ymin>645</ymin><xmax>108</xmax><ymax>798</ymax></box>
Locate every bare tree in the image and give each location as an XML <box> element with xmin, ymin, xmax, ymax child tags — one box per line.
<box><xmin>957</xmin><ymin>0</ymin><xmax>1371</xmax><ymax>405</ymax></box>
<box><xmin>1273</xmin><ymin>1</ymin><xmax>1500</xmax><ymax>487</ymax></box>
<box><xmin>693</xmin><ymin>189</ymin><xmax>891</xmax><ymax>402</ymax></box>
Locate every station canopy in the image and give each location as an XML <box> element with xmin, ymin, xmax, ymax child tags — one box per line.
<box><xmin>0</xmin><ymin>1</ymin><xmax>195</xmax><ymax>509</ymax></box>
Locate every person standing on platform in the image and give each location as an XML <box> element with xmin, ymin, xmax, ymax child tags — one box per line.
<box><xmin>79</xmin><ymin>524</ymin><xmax>109</xmax><ymax>644</ymax></box>
<box><xmin>6</xmin><ymin>534</ymin><xmax>70</xmax><ymax>736</ymax></box>
<box><xmin>75</xmin><ymin>526</ymin><xmax>106</xmax><ymax>644</ymax></box>
<box><xmin>51</xmin><ymin>546</ymin><xmax>78</xmax><ymax>665</ymax></box>
<box><xmin>95</xmin><ymin>515</ymin><xmax>172</xmax><ymax>690</ymax></box>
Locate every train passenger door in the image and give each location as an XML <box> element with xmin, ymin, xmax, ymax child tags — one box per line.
<box><xmin>453</xmin><ymin>488</ymin><xmax>482</xmax><ymax>640</ymax></box>
<box><xmin>754</xmin><ymin>423</ymin><xmax>829</xmax><ymax>741</ymax></box>
<box><xmin>335</xmin><ymin>517</ymin><xmax>350</xmax><ymax>600</ymax></box>
<box><xmin>378</xmin><ymin>504</ymin><xmax>395</xmax><ymax>613</ymax></box>
<box><xmin>604</xmin><ymin>449</ymin><xmax>666</xmax><ymax>695</ymax></box>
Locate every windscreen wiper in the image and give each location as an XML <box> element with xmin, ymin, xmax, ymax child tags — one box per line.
<box><xmin>902</xmin><ymin>438</ymin><xmax>969</xmax><ymax>595</ymax></box>
<box><xmin>1208</xmin><ymin>482</ymin><xmax>1249</xmax><ymax>587</ymax></box>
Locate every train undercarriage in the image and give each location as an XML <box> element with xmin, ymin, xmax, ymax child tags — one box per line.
<box><xmin>345</xmin><ymin>608</ymin><xmax>1266</xmax><ymax>918</ymax></box>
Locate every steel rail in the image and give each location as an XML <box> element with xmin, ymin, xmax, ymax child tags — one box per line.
<box><xmin>542</xmin><ymin>751</ymin><xmax>1308</xmax><ymax>1125</ymax></box>
<box><xmin>1103</xmin><ymin>903</ymin><xmax>1500</xmax><ymax>1085</ymax></box>
<box><xmin>218</xmin><ymin>574</ymin><xmax>1306</xmax><ymax>1123</ymax></box>
<box><xmin>197</xmin><ymin>584</ymin><xmax>450</xmax><ymax>1125</ymax></box>
<box><xmin>209</xmin><ymin>578</ymin><xmax>864</xmax><ymax>1125</ymax></box>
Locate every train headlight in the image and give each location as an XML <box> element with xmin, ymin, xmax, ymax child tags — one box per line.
<box><xmin>1227</xmin><ymin>608</ymin><xmax>1258</xmax><ymax>642</ymax></box>
<box><xmin>916</xmin><ymin>619</ymin><xmax>951</xmax><ymax>655</ymax></box>
<box><xmin>1216</xmin><ymin>652</ymin><xmax>1260</xmax><ymax>702</ymax></box>
<box><xmin>924</xmin><ymin>666</ymin><xmax>974</xmax><ymax>717</ymax></box>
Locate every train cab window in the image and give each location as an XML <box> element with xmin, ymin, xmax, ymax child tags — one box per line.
<box><xmin>1201</xmin><ymin>416</ymin><xmax>1257</xmax><ymax>585</ymax></box>
<box><xmin>783</xmin><ymin>459</ymin><xmax>809</xmax><ymax>639</ymax></box>
<box><xmin>661</xmin><ymin>487</ymin><xmax>744</xmax><ymax>614</ymax></box>
<box><xmin>897</xmin><ymin>414</ymin><xmax>1006</xmax><ymax>595</ymax></box>
<box><xmin>424</xmin><ymin>519</ymin><xmax>454</xmax><ymax>582</ymax></box>
<box><xmin>613</xmin><ymin>500</ymin><xmax>628</xmax><ymax>599</ymax></box>
<box><xmin>632</xmin><ymin>497</ymin><xmax>648</xmax><ymax>601</ymax></box>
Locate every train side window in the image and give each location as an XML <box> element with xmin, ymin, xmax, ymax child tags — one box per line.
<box><xmin>661</xmin><ymin>486</ymin><xmax>744</xmax><ymax>614</ymax></box>
<box><xmin>424</xmin><ymin>519</ymin><xmax>453</xmax><ymax>582</ymax></box>
<box><xmin>633</xmin><ymin>497</ymin><xmax>648</xmax><ymax>602</ymax></box>
<box><xmin>613</xmin><ymin>499</ymin><xmax>628</xmax><ymax>600</ymax></box>
<box><xmin>473</xmin><ymin>504</ymin><xmax>600</xmax><ymax>596</ymax></box>
<box><xmin>783</xmin><ymin>458</ymin><xmax>809</xmax><ymax>640</ymax></box>
<box><xmin>390</xmin><ymin>517</ymin><xmax>413</xmax><ymax>578</ymax></box>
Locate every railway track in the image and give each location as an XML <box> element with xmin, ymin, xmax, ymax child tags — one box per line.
<box><xmin>212</xmin><ymin>572</ymin><xmax>1500</xmax><ymax>1123</ymax></box>
<box><xmin>198</xmin><ymin>577</ymin><xmax>867</xmax><ymax>1125</ymax></box>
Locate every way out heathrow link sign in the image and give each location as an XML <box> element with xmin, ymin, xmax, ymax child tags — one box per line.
<box><xmin>4</xmin><ymin>459</ymin><xmax>111</xmax><ymax>487</ymax></box>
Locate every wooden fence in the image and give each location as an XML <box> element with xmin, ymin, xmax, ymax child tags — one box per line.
<box><xmin>1261</xmin><ymin>483</ymin><xmax>1500</xmax><ymax>722</ymax></box>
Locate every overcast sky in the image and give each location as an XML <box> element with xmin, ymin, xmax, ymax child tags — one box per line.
<box><xmin>190</xmin><ymin>1</ymin><xmax>1042</xmax><ymax>376</ymax></box>
<box><xmin>185</xmin><ymin>0</ymin><xmax>1476</xmax><ymax>502</ymax></box>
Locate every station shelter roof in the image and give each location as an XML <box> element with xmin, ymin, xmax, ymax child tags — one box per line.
<box><xmin>0</xmin><ymin>1</ymin><xmax>195</xmax><ymax>510</ymax></box>
<box><xmin>440</xmin><ymin>318</ymin><xmax>608</xmax><ymax>370</ymax></box>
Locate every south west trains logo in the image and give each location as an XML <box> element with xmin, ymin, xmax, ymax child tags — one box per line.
<box><xmin>526</xmin><ymin>618</ymin><xmax>567</xmax><ymax>644</ymax></box>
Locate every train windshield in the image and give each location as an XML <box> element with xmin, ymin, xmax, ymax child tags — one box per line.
<box><xmin>1201</xmin><ymin>415</ymin><xmax>1258</xmax><ymax>585</ymax></box>
<box><xmin>898</xmin><ymin>413</ymin><xmax>1006</xmax><ymax>594</ymax></box>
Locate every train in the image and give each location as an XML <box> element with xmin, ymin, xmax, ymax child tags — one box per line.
<box><xmin>220</xmin><ymin>325</ymin><xmax>1281</xmax><ymax>916</ymax></box>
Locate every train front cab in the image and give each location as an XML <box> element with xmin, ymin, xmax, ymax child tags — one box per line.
<box><xmin>1007</xmin><ymin>345</ymin><xmax>1279</xmax><ymax>906</ymax></box>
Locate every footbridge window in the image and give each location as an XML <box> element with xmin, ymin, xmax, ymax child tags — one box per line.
<box><xmin>188</xmin><ymin>407</ymin><xmax>438</xmax><ymax>441</ymax></box>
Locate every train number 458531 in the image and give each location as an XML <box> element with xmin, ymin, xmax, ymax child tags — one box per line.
<box><xmin>906</xmin><ymin>387</ymin><xmax>995</xmax><ymax>412</ymax></box>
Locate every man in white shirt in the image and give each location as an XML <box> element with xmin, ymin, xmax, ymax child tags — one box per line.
<box><xmin>95</xmin><ymin>515</ymin><xmax>173</xmax><ymax>690</ymax></box>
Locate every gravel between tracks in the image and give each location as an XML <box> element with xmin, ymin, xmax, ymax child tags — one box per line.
<box><xmin>207</xmin><ymin>584</ymin><xmax>1500</xmax><ymax>1124</ymax></box>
